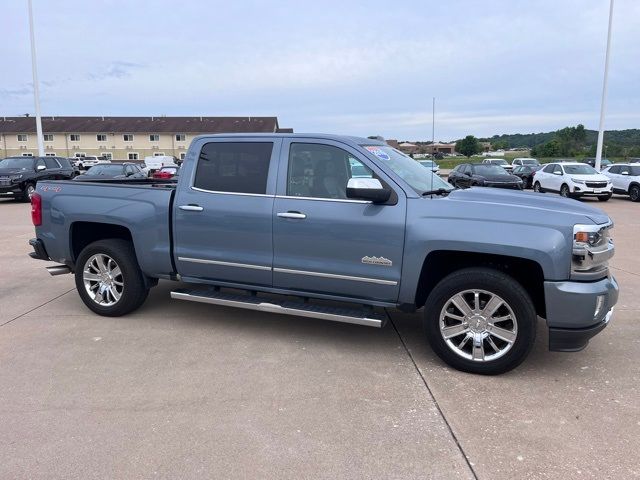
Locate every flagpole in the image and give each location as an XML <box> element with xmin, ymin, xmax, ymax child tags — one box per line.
<box><xmin>595</xmin><ymin>0</ymin><xmax>614</xmax><ymax>171</ymax></box>
<box><xmin>28</xmin><ymin>0</ymin><xmax>45</xmax><ymax>157</ymax></box>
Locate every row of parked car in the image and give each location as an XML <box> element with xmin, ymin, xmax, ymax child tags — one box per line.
<box><xmin>446</xmin><ymin>156</ymin><xmax>640</xmax><ymax>202</ymax></box>
<box><xmin>0</xmin><ymin>155</ymin><xmax>180</xmax><ymax>202</ymax></box>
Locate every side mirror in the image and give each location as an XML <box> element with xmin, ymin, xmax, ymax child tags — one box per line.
<box><xmin>36</xmin><ymin>165</ymin><xmax>46</xmax><ymax>172</ymax></box>
<box><xmin>346</xmin><ymin>178</ymin><xmax>390</xmax><ymax>203</ymax></box>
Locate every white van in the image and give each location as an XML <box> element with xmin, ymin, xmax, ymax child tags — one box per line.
<box><xmin>142</xmin><ymin>155</ymin><xmax>177</xmax><ymax>175</ymax></box>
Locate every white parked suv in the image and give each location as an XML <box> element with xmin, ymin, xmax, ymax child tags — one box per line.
<box><xmin>602</xmin><ymin>163</ymin><xmax>640</xmax><ymax>202</ymax></box>
<box><xmin>512</xmin><ymin>157</ymin><xmax>540</xmax><ymax>167</ymax></box>
<box><xmin>533</xmin><ymin>162</ymin><xmax>612</xmax><ymax>201</ymax></box>
<box><xmin>74</xmin><ymin>156</ymin><xmax>111</xmax><ymax>170</ymax></box>
<box><xmin>482</xmin><ymin>158</ymin><xmax>513</xmax><ymax>172</ymax></box>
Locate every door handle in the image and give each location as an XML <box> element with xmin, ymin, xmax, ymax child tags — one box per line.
<box><xmin>179</xmin><ymin>205</ymin><xmax>204</xmax><ymax>212</ymax></box>
<box><xmin>277</xmin><ymin>212</ymin><xmax>306</xmax><ymax>219</ymax></box>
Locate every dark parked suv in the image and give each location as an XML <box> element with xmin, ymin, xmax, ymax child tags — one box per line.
<box><xmin>448</xmin><ymin>163</ymin><xmax>523</xmax><ymax>189</ymax></box>
<box><xmin>0</xmin><ymin>156</ymin><xmax>76</xmax><ymax>201</ymax></box>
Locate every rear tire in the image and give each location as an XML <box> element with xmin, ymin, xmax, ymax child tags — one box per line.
<box><xmin>533</xmin><ymin>181</ymin><xmax>543</xmax><ymax>193</ymax></box>
<box><xmin>75</xmin><ymin>239</ymin><xmax>149</xmax><ymax>316</ymax></box>
<box><xmin>629</xmin><ymin>185</ymin><xmax>640</xmax><ymax>202</ymax></box>
<box><xmin>423</xmin><ymin>268</ymin><xmax>537</xmax><ymax>375</ymax></box>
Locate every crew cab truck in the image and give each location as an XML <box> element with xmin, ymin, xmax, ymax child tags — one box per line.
<box><xmin>29</xmin><ymin>134</ymin><xmax>619</xmax><ymax>375</ymax></box>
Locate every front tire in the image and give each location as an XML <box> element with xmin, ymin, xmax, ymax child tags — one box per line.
<box><xmin>18</xmin><ymin>183</ymin><xmax>36</xmax><ymax>203</ymax></box>
<box><xmin>423</xmin><ymin>268</ymin><xmax>537</xmax><ymax>375</ymax></box>
<box><xmin>560</xmin><ymin>184</ymin><xmax>570</xmax><ymax>198</ymax></box>
<box><xmin>75</xmin><ymin>239</ymin><xmax>149</xmax><ymax>316</ymax></box>
<box><xmin>629</xmin><ymin>185</ymin><xmax>640</xmax><ymax>202</ymax></box>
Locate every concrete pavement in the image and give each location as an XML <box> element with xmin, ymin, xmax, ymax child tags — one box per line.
<box><xmin>0</xmin><ymin>195</ymin><xmax>638</xmax><ymax>479</ymax></box>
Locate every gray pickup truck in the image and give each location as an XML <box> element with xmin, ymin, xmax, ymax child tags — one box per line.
<box><xmin>29</xmin><ymin>134</ymin><xmax>618</xmax><ymax>374</ymax></box>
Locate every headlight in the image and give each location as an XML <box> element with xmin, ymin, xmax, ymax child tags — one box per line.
<box><xmin>572</xmin><ymin>223</ymin><xmax>614</xmax><ymax>278</ymax></box>
<box><xmin>10</xmin><ymin>174</ymin><xmax>23</xmax><ymax>182</ymax></box>
<box><xmin>571</xmin><ymin>178</ymin><xmax>585</xmax><ymax>184</ymax></box>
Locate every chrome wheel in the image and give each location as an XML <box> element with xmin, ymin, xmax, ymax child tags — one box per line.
<box><xmin>439</xmin><ymin>289</ymin><xmax>518</xmax><ymax>362</ymax></box>
<box><xmin>83</xmin><ymin>254</ymin><xmax>124</xmax><ymax>306</ymax></box>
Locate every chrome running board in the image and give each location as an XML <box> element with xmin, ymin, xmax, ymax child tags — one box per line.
<box><xmin>170</xmin><ymin>288</ymin><xmax>387</xmax><ymax>328</ymax></box>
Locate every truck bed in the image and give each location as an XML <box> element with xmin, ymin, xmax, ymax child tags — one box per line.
<box><xmin>35</xmin><ymin>179</ymin><xmax>177</xmax><ymax>278</ymax></box>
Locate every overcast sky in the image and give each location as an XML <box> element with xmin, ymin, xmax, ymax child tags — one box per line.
<box><xmin>2</xmin><ymin>0</ymin><xmax>638</xmax><ymax>141</ymax></box>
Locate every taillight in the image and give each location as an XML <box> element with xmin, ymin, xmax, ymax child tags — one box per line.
<box><xmin>31</xmin><ymin>193</ymin><xmax>42</xmax><ymax>226</ymax></box>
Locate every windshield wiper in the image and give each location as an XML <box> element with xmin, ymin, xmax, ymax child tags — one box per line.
<box><xmin>422</xmin><ymin>188</ymin><xmax>451</xmax><ymax>197</ymax></box>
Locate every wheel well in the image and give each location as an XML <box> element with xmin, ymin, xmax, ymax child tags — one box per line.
<box><xmin>414</xmin><ymin>251</ymin><xmax>546</xmax><ymax>318</ymax></box>
<box><xmin>629</xmin><ymin>182</ymin><xmax>640</xmax><ymax>191</ymax></box>
<box><xmin>71</xmin><ymin>222</ymin><xmax>133</xmax><ymax>261</ymax></box>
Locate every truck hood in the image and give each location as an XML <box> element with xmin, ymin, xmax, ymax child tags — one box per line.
<box><xmin>0</xmin><ymin>168</ymin><xmax>31</xmax><ymax>175</ymax></box>
<box><xmin>475</xmin><ymin>174</ymin><xmax>520</xmax><ymax>183</ymax></box>
<box><xmin>443</xmin><ymin>187</ymin><xmax>610</xmax><ymax>225</ymax></box>
<box><xmin>569</xmin><ymin>173</ymin><xmax>610</xmax><ymax>182</ymax></box>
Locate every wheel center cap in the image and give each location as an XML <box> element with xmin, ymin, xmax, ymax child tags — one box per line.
<box><xmin>467</xmin><ymin>314</ymin><xmax>488</xmax><ymax>333</ymax></box>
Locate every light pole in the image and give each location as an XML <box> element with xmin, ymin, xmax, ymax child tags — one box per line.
<box><xmin>28</xmin><ymin>0</ymin><xmax>45</xmax><ymax>157</ymax></box>
<box><xmin>595</xmin><ymin>0</ymin><xmax>614</xmax><ymax>171</ymax></box>
<box><xmin>431</xmin><ymin>97</ymin><xmax>435</xmax><ymax>157</ymax></box>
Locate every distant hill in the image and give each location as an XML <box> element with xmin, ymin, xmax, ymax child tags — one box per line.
<box><xmin>479</xmin><ymin>129</ymin><xmax>640</xmax><ymax>148</ymax></box>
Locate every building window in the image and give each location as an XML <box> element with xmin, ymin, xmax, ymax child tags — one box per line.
<box><xmin>44</xmin><ymin>134</ymin><xmax>54</xmax><ymax>142</ymax></box>
<box><xmin>17</xmin><ymin>134</ymin><xmax>28</xmax><ymax>142</ymax></box>
<box><xmin>70</xmin><ymin>134</ymin><xmax>80</xmax><ymax>142</ymax></box>
<box><xmin>153</xmin><ymin>152</ymin><xmax>166</xmax><ymax>156</ymax></box>
<box><xmin>101</xmin><ymin>153</ymin><xmax>113</xmax><ymax>160</ymax></box>
<box><xmin>74</xmin><ymin>153</ymin><xmax>86</xmax><ymax>158</ymax></box>
<box><xmin>22</xmin><ymin>152</ymin><xmax>34</xmax><ymax>157</ymax></box>
<box><xmin>123</xmin><ymin>134</ymin><xmax>134</xmax><ymax>142</ymax></box>
<box><xmin>175</xmin><ymin>134</ymin><xmax>186</xmax><ymax>142</ymax></box>
<box><xmin>149</xmin><ymin>134</ymin><xmax>160</xmax><ymax>142</ymax></box>
<box><xmin>180</xmin><ymin>153</ymin><xmax>186</xmax><ymax>160</ymax></box>
<box><xmin>45</xmin><ymin>153</ymin><xmax>57</xmax><ymax>157</ymax></box>
<box><xmin>97</xmin><ymin>134</ymin><xmax>107</xmax><ymax>142</ymax></box>
<box><xmin>128</xmin><ymin>153</ymin><xmax>139</xmax><ymax>160</ymax></box>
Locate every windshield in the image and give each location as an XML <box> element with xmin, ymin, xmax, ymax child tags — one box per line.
<box><xmin>85</xmin><ymin>164</ymin><xmax>123</xmax><ymax>175</ymax></box>
<box><xmin>564</xmin><ymin>165</ymin><xmax>598</xmax><ymax>175</ymax></box>
<box><xmin>630</xmin><ymin>166</ymin><xmax>640</xmax><ymax>175</ymax></box>
<box><xmin>521</xmin><ymin>159</ymin><xmax>539</xmax><ymax>165</ymax></box>
<box><xmin>362</xmin><ymin>145</ymin><xmax>452</xmax><ymax>193</ymax></box>
<box><xmin>473</xmin><ymin>165</ymin><xmax>510</xmax><ymax>176</ymax></box>
<box><xmin>487</xmin><ymin>159</ymin><xmax>508</xmax><ymax>165</ymax></box>
<box><xmin>0</xmin><ymin>157</ymin><xmax>34</xmax><ymax>170</ymax></box>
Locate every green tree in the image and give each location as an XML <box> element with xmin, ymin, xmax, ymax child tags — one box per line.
<box><xmin>532</xmin><ymin>139</ymin><xmax>561</xmax><ymax>157</ymax></box>
<box><xmin>455</xmin><ymin>135</ymin><xmax>481</xmax><ymax>158</ymax></box>
<box><xmin>492</xmin><ymin>140</ymin><xmax>509</xmax><ymax>150</ymax></box>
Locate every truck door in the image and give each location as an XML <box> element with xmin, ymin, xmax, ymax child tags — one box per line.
<box><xmin>271</xmin><ymin>139</ymin><xmax>405</xmax><ymax>303</ymax></box>
<box><xmin>173</xmin><ymin>138</ymin><xmax>281</xmax><ymax>287</ymax></box>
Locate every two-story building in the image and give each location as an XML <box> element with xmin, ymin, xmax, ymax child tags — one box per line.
<box><xmin>0</xmin><ymin>116</ymin><xmax>291</xmax><ymax>160</ymax></box>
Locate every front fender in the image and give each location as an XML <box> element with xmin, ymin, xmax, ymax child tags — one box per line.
<box><xmin>398</xmin><ymin>217</ymin><xmax>570</xmax><ymax>304</ymax></box>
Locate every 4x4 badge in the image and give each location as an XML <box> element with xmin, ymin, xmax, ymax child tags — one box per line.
<box><xmin>362</xmin><ymin>256</ymin><xmax>392</xmax><ymax>266</ymax></box>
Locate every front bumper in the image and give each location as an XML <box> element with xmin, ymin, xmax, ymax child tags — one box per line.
<box><xmin>544</xmin><ymin>275</ymin><xmax>618</xmax><ymax>351</ymax></box>
<box><xmin>572</xmin><ymin>185</ymin><xmax>612</xmax><ymax>196</ymax></box>
<box><xmin>0</xmin><ymin>184</ymin><xmax>22</xmax><ymax>195</ymax></box>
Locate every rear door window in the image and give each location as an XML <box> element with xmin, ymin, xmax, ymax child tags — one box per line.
<box><xmin>194</xmin><ymin>142</ymin><xmax>273</xmax><ymax>194</ymax></box>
